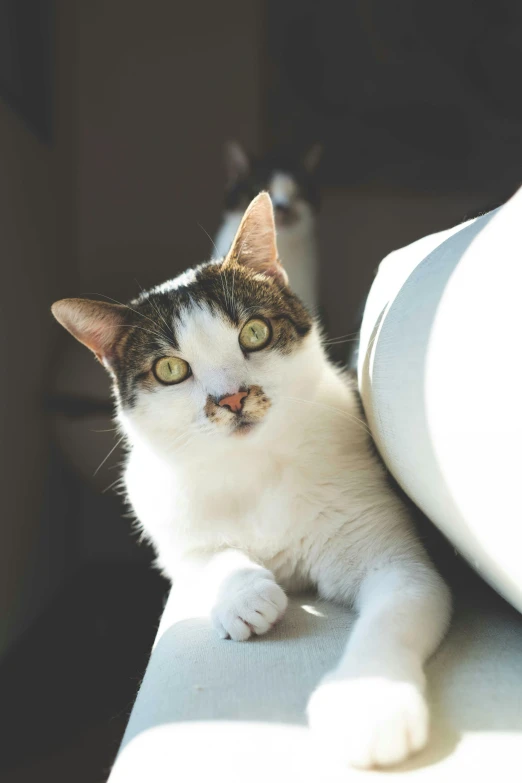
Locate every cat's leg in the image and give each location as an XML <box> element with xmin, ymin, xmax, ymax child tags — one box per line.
<box><xmin>307</xmin><ymin>560</ymin><xmax>451</xmax><ymax>768</ymax></box>
<box><xmin>166</xmin><ymin>549</ymin><xmax>288</xmax><ymax>641</ymax></box>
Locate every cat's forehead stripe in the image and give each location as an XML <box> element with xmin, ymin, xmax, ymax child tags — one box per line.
<box><xmin>149</xmin><ymin>268</ymin><xmax>198</xmax><ymax>296</ymax></box>
<box><xmin>115</xmin><ymin>260</ymin><xmax>313</xmax><ymax>409</ymax></box>
<box><xmin>131</xmin><ymin>262</ymin><xmax>312</xmax><ymax>335</ymax></box>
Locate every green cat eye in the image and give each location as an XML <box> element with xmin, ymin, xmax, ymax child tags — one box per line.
<box><xmin>153</xmin><ymin>356</ymin><xmax>191</xmax><ymax>385</ymax></box>
<box><xmin>239</xmin><ymin>318</ymin><xmax>272</xmax><ymax>351</ymax></box>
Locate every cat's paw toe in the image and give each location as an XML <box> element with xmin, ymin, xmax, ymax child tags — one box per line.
<box><xmin>211</xmin><ymin>573</ymin><xmax>288</xmax><ymax>641</ymax></box>
<box><xmin>307</xmin><ymin>676</ymin><xmax>428</xmax><ymax>769</ymax></box>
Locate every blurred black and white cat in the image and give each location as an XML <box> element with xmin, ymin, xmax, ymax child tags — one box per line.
<box><xmin>215</xmin><ymin>142</ymin><xmax>322</xmax><ymax>311</ymax></box>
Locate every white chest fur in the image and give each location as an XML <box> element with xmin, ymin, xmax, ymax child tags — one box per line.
<box><xmin>122</xmin><ymin>362</ymin><xmax>389</xmax><ymax>594</ymax></box>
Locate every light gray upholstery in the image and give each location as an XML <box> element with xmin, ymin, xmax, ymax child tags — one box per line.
<box><xmin>110</xmin><ymin>587</ymin><xmax>522</xmax><ymax>781</ymax></box>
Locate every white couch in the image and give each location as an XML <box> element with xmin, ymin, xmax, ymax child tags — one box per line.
<box><xmin>108</xmin><ymin>192</ymin><xmax>522</xmax><ymax>782</ymax></box>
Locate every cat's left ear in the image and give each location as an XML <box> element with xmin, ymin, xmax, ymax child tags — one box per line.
<box><xmin>223</xmin><ymin>192</ymin><xmax>288</xmax><ymax>285</ymax></box>
<box><xmin>51</xmin><ymin>298</ymin><xmax>128</xmax><ymax>366</ymax></box>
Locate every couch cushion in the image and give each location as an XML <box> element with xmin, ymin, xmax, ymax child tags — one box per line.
<box><xmin>358</xmin><ymin>189</ymin><xmax>522</xmax><ymax>613</ymax></box>
<box><xmin>109</xmin><ymin>587</ymin><xmax>522</xmax><ymax>781</ymax></box>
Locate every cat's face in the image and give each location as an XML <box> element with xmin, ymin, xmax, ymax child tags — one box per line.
<box><xmin>52</xmin><ymin>194</ymin><xmax>319</xmax><ymax>456</ymax></box>
<box><xmin>113</xmin><ymin>263</ymin><xmax>313</xmax><ymax>451</ymax></box>
<box><xmin>223</xmin><ymin>142</ymin><xmax>322</xmax><ymax>231</ymax></box>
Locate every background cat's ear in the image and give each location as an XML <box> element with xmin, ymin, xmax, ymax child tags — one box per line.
<box><xmin>303</xmin><ymin>143</ymin><xmax>323</xmax><ymax>174</ymax></box>
<box><xmin>224</xmin><ymin>140</ymin><xmax>250</xmax><ymax>184</ymax></box>
<box><xmin>224</xmin><ymin>192</ymin><xmax>288</xmax><ymax>285</ymax></box>
<box><xmin>51</xmin><ymin>298</ymin><xmax>128</xmax><ymax>364</ymax></box>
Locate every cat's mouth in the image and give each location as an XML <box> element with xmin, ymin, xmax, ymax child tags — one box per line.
<box><xmin>205</xmin><ymin>385</ymin><xmax>271</xmax><ymax>435</ymax></box>
<box><xmin>231</xmin><ymin>418</ymin><xmax>257</xmax><ymax>437</ymax></box>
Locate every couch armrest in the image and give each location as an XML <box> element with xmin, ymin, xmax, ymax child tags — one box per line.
<box><xmin>108</xmin><ymin>587</ymin><xmax>522</xmax><ymax>781</ymax></box>
<box><xmin>358</xmin><ymin>191</ymin><xmax>522</xmax><ymax>613</ymax></box>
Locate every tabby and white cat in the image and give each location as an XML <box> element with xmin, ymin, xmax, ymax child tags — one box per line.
<box><xmin>52</xmin><ymin>193</ymin><xmax>450</xmax><ymax>769</ymax></box>
<box><xmin>215</xmin><ymin>142</ymin><xmax>322</xmax><ymax>312</ymax></box>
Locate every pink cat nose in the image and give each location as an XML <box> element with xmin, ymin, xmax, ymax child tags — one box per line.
<box><xmin>218</xmin><ymin>390</ymin><xmax>248</xmax><ymax>413</ymax></box>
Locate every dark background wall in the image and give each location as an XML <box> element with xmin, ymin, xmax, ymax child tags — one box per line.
<box><xmin>0</xmin><ymin>0</ymin><xmax>76</xmax><ymax>657</ymax></box>
<box><xmin>75</xmin><ymin>1</ymin><xmax>262</xmax><ymax>299</ymax></box>
<box><xmin>264</xmin><ymin>0</ymin><xmax>522</xmax><ymax>341</ymax></box>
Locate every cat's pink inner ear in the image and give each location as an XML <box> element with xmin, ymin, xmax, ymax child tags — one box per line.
<box><xmin>224</xmin><ymin>192</ymin><xmax>288</xmax><ymax>285</ymax></box>
<box><xmin>51</xmin><ymin>298</ymin><xmax>128</xmax><ymax>361</ymax></box>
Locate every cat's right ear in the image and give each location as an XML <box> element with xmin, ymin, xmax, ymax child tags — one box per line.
<box><xmin>224</xmin><ymin>141</ymin><xmax>249</xmax><ymax>185</ymax></box>
<box><xmin>51</xmin><ymin>298</ymin><xmax>128</xmax><ymax>365</ymax></box>
<box><xmin>223</xmin><ymin>192</ymin><xmax>288</xmax><ymax>285</ymax></box>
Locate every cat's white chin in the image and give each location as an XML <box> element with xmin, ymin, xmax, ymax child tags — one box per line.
<box><xmin>231</xmin><ymin>421</ymin><xmax>257</xmax><ymax>437</ymax></box>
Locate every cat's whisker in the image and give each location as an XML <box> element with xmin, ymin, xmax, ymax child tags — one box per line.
<box><xmin>102</xmin><ymin>476</ymin><xmax>125</xmax><ymax>494</ymax></box>
<box><xmin>172</xmin><ymin>426</ymin><xmax>213</xmax><ymax>454</ymax></box>
<box><xmin>218</xmin><ymin>267</ymin><xmax>231</xmax><ymax>313</ymax></box>
<box><xmin>85</xmin><ymin>292</ymin><xmax>173</xmax><ymax>344</ymax></box>
<box><xmin>324</xmin><ymin>331</ymin><xmax>360</xmax><ymax>344</ymax></box>
<box><xmin>169</xmin><ymin>432</ymin><xmax>192</xmax><ymax>449</ymax></box>
<box><xmin>113</xmin><ymin>323</ymin><xmax>173</xmax><ymax>343</ymax></box>
<box><xmin>93</xmin><ymin>435</ymin><xmax>126</xmax><ymax>476</ymax></box>
<box><xmin>167</xmin><ymin>421</ymin><xmax>213</xmax><ymax>450</ymax></box>
<box><xmin>225</xmin><ymin>263</ymin><xmax>235</xmax><ymax>312</ymax></box>
<box><xmin>135</xmin><ymin>278</ymin><xmax>174</xmax><ymax>341</ymax></box>
<box><xmin>107</xmin><ymin>461</ymin><xmax>126</xmax><ymax>471</ymax></box>
<box><xmin>197</xmin><ymin>222</ymin><xmax>219</xmax><ymax>257</ymax></box>
<box><xmin>324</xmin><ymin>337</ymin><xmax>360</xmax><ymax>347</ymax></box>
<box><xmin>223</xmin><ymin>269</ymin><xmax>232</xmax><ymax>311</ymax></box>
<box><xmin>231</xmin><ymin>263</ymin><xmax>237</xmax><ymax>314</ymax></box>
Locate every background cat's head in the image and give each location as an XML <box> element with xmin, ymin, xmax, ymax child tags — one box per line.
<box><xmin>52</xmin><ymin>194</ymin><xmax>323</xmax><ymax>458</ymax></box>
<box><xmin>223</xmin><ymin>142</ymin><xmax>322</xmax><ymax>232</ymax></box>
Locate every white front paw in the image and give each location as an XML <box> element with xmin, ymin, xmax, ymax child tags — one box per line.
<box><xmin>307</xmin><ymin>676</ymin><xmax>429</xmax><ymax>769</ymax></box>
<box><xmin>211</xmin><ymin>570</ymin><xmax>288</xmax><ymax>641</ymax></box>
